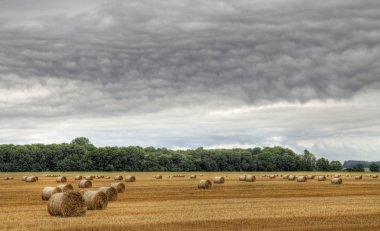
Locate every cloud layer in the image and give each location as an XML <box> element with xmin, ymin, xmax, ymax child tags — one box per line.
<box><xmin>0</xmin><ymin>0</ymin><xmax>379</xmax><ymax>160</ymax></box>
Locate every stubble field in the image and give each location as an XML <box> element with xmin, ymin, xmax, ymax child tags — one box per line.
<box><xmin>1</xmin><ymin>172</ymin><xmax>380</xmax><ymax>231</ymax></box>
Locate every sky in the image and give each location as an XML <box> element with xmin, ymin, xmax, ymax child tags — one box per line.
<box><xmin>0</xmin><ymin>0</ymin><xmax>379</xmax><ymax>161</ymax></box>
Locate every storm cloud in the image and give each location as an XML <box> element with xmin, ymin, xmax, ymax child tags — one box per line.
<box><xmin>0</xmin><ymin>0</ymin><xmax>379</xmax><ymax>161</ymax></box>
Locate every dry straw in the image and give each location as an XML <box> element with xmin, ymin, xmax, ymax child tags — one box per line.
<box><xmin>125</xmin><ymin>176</ymin><xmax>136</xmax><ymax>182</ymax></box>
<box><xmin>114</xmin><ymin>175</ymin><xmax>123</xmax><ymax>181</ymax></box>
<box><xmin>318</xmin><ymin>176</ymin><xmax>326</xmax><ymax>181</ymax></box>
<box><xmin>245</xmin><ymin>175</ymin><xmax>256</xmax><ymax>182</ymax></box>
<box><xmin>214</xmin><ymin>176</ymin><xmax>225</xmax><ymax>184</ymax></box>
<box><xmin>26</xmin><ymin>176</ymin><xmax>38</xmax><ymax>183</ymax></box>
<box><xmin>331</xmin><ymin>177</ymin><xmax>343</xmax><ymax>184</ymax></box>
<box><xmin>190</xmin><ymin>174</ymin><xmax>197</xmax><ymax>179</ymax></box>
<box><xmin>79</xmin><ymin>180</ymin><xmax>92</xmax><ymax>188</ymax></box>
<box><xmin>57</xmin><ymin>184</ymin><xmax>74</xmax><ymax>192</ymax></box>
<box><xmin>198</xmin><ymin>180</ymin><xmax>212</xmax><ymax>189</ymax></box>
<box><xmin>56</xmin><ymin>176</ymin><xmax>67</xmax><ymax>183</ymax></box>
<box><xmin>80</xmin><ymin>190</ymin><xmax>108</xmax><ymax>210</ymax></box>
<box><xmin>98</xmin><ymin>187</ymin><xmax>118</xmax><ymax>201</ymax></box>
<box><xmin>239</xmin><ymin>175</ymin><xmax>246</xmax><ymax>181</ymax></box>
<box><xmin>48</xmin><ymin>191</ymin><xmax>86</xmax><ymax>217</ymax></box>
<box><xmin>42</xmin><ymin>187</ymin><xmax>62</xmax><ymax>201</ymax></box>
<box><xmin>75</xmin><ymin>176</ymin><xmax>82</xmax><ymax>180</ymax></box>
<box><xmin>297</xmin><ymin>176</ymin><xmax>307</xmax><ymax>182</ymax></box>
<box><xmin>111</xmin><ymin>182</ymin><xmax>126</xmax><ymax>193</ymax></box>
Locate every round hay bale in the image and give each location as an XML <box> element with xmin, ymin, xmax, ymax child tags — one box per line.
<box><xmin>105</xmin><ymin>176</ymin><xmax>110</xmax><ymax>179</ymax></box>
<box><xmin>331</xmin><ymin>177</ymin><xmax>343</xmax><ymax>184</ymax></box>
<box><xmin>42</xmin><ymin>187</ymin><xmax>62</xmax><ymax>201</ymax></box>
<box><xmin>190</xmin><ymin>174</ymin><xmax>197</xmax><ymax>179</ymax></box>
<box><xmin>57</xmin><ymin>184</ymin><xmax>74</xmax><ymax>192</ymax></box>
<box><xmin>245</xmin><ymin>175</ymin><xmax>256</xmax><ymax>182</ymax></box>
<box><xmin>297</xmin><ymin>176</ymin><xmax>307</xmax><ymax>182</ymax></box>
<box><xmin>239</xmin><ymin>175</ymin><xmax>246</xmax><ymax>181</ymax></box>
<box><xmin>56</xmin><ymin>176</ymin><xmax>67</xmax><ymax>183</ymax></box>
<box><xmin>214</xmin><ymin>176</ymin><xmax>225</xmax><ymax>184</ymax></box>
<box><xmin>334</xmin><ymin>174</ymin><xmax>341</xmax><ymax>178</ymax></box>
<box><xmin>114</xmin><ymin>175</ymin><xmax>123</xmax><ymax>181</ymax></box>
<box><xmin>154</xmin><ymin>175</ymin><xmax>162</xmax><ymax>179</ymax></box>
<box><xmin>80</xmin><ymin>190</ymin><xmax>108</xmax><ymax>210</ymax></box>
<box><xmin>26</xmin><ymin>176</ymin><xmax>38</xmax><ymax>183</ymax></box>
<box><xmin>287</xmin><ymin>175</ymin><xmax>295</xmax><ymax>181</ymax></box>
<box><xmin>98</xmin><ymin>187</ymin><xmax>117</xmax><ymax>201</ymax></box>
<box><xmin>373</xmin><ymin>175</ymin><xmax>378</xmax><ymax>178</ymax></box>
<box><xmin>198</xmin><ymin>180</ymin><xmax>212</xmax><ymax>189</ymax></box>
<box><xmin>282</xmin><ymin>175</ymin><xmax>289</xmax><ymax>179</ymax></box>
<box><xmin>355</xmin><ymin>175</ymin><xmax>362</xmax><ymax>180</ymax></box>
<box><xmin>318</xmin><ymin>176</ymin><xmax>326</xmax><ymax>181</ymax></box>
<box><xmin>75</xmin><ymin>176</ymin><xmax>82</xmax><ymax>180</ymax></box>
<box><xmin>78</xmin><ymin>180</ymin><xmax>92</xmax><ymax>188</ymax></box>
<box><xmin>22</xmin><ymin>176</ymin><xmax>28</xmax><ymax>181</ymax></box>
<box><xmin>84</xmin><ymin>176</ymin><xmax>94</xmax><ymax>180</ymax></box>
<box><xmin>306</xmin><ymin>175</ymin><xmax>315</xmax><ymax>179</ymax></box>
<box><xmin>269</xmin><ymin>175</ymin><xmax>276</xmax><ymax>179</ymax></box>
<box><xmin>48</xmin><ymin>191</ymin><xmax>86</xmax><ymax>217</ymax></box>
<box><xmin>111</xmin><ymin>182</ymin><xmax>125</xmax><ymax>193</ymax></box>
<box><xmin>125</xmin><ymin>176</ymin><xmax>136</xmax><ymax>182</ymax></box>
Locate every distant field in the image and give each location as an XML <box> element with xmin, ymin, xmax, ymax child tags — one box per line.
<box><xmin>1</xmin><ymin>172</ymin><xmax>380</xmax><ymax>231</ymax></box>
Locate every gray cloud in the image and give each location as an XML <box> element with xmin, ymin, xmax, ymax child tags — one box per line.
<box><xmin>0</xmin><ymin>0</ymin><xmax>379</xmax><ymax>160</ymax></box>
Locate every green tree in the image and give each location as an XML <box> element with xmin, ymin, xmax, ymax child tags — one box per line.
<box><xmin>352</xmin><ymin>163</ymin><xmax>365</xmax><ymax>172</ymax></box>
<box><xmin>369</xmin><ymin>163</ymin><xmax>379</xmax><ymax>172</ymax></box>
<box><xmin>71</xmin><ymin>137</ymin><xmax>91</xmax><ymax>146</ymax></box>
<box><xmin>329</xmin><ymin>160</ymin><xmax>343</xmax><ymax>171</ymax></box>
<box><xmin>316</xmin><ymin>158</ymin><xmax>330</xmax><ymax>171</ymax></box>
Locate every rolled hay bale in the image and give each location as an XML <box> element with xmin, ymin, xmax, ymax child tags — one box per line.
<box><xmin>282</xmin><ymin>175</ymin><xmax>289</xmax><ymax>179</ymax></box>
<box><xmin>78</xmin><ymin>180</ymin><xmax>92</xmax><ymax>188</ymax></box>
<box><xmin>269</xmin><ymin>175</ymin><xmax>276</xmax><ymax>179</ymax></box>
<box><xmin>84</xmin><ymin>176</ymin><xmax>94</xmax><ymax>180</ymax></box>
<box><xmin>331</xmin><ymin>177</ymin><xmax>343</xmax><ymax>184</ymax></box>
<box><xmin>288</xmin><ymin>175</ymin><xmax>296</xmax><ymax>181</ymax></box>
<box><xmin>297</xmin><ymin>176</ymin><xmax>307</xmax><ymax>182</ymax></box>
<box><xmin>98</xmin><ymin>187</ymin><xmax>118</xmax><ymax>201</ymax></box>
<box><xmin>318</xmin><ymin>176</ymin><xmax>326</xmax><ymax>181</ymax></box>
<box><xmin>190</xmin><ymin>174</ymin><xmax>197</xmax><ymax>179</ymax></box>
<box><xmin>26</xmin><ymin>176</ymin><xmax>38</xmax><ymax>183</ymax></box>
<box><xmin>5</xmin><ymin>177</ymin><xmax>14</xmax><ymax>180</ymax></box>
<box><xmin>373</xmin><ymin>175</ymin><xmax>378</xmax><ymax>178</ymax></box>
<box><xmin>355</xmin><ymin>175</ymin><xmax>362</xmax><ymax>180</ymax></box>
<box><xmin>22</xmin><ymin>176</ymin><xmax>28</xmax><ymax>181</ymax></box>
<box><xmin>154</xmin><ymin>175</ymin><xmax>162</xmax><ymax>179</ymax></box>
<box><xmin>56</xmin><ymin>176</ymin><xmax>67</xmax><ymax>183</ymax></box>
<box><xmin>334</xmin><ymin>174</ymin><xmax>341</xmax><ymax>178</ymax></box>
<box><xmin>306</xmin><ymin>175</ymin><xmax>315</xmax><ymax>179</ymax></box>
<box><xmin>214</xmin><ymin>176</ymin><xmax>225</xmax><ymax>184</ymax></box>
<box><xmin>239</xmin><ymin>175</ymin><xmax>247</xmax><ymax>181</ymax></box>
<box><xmin>245</xmin><ymin>175</ymin><xmax>256</xmax><ymax>182</ymax></box>
<box><xmin>57</xmin><ymin>184</ymin><xmax>74</xmax><ymax>192</ymax></box>
<box><xmin>80</xmin><ymin>190</ymin><xmax>108</xmax><ymax>210</ymax></box>
<box><xmin>111</xmin><ymin>182</ymin><xmax>125</xmax><ymax>193</ymax></box>
<box><xmin>198</xmin><ymin>180</ymin><xmax>212</xmax><ymax>189</ymax></box>
<box><xmin>125</xmin><ymin>176</ymin><xmax>136</xmax><ymax>182</ymax></box>
<box><xmin>48</xmin><ymin>191</ymin><xmax>86</xmax><ymax>217</ymax></box>
<box><xmin>114</xmin><ymin>175</ymin><xmax>123</xmax><ymax>181</ymax></box>
<box><xmin>42</xmin><ymin>187</ymin><xmax>62</xmax><ymax>201</ymax></box>
<box><xmin>75</xmin><ymin>176</ymin><xmax>82</xmax><ymax>180</ymax></box>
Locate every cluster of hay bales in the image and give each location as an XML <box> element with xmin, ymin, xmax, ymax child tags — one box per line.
<box><xmin>214</xmin><ymin>176</ymin><xmax>225</xmax><ymax>184</ymax></box>
<box><xmin>125</xmin><ymin>175</ymin><xmax>136</xmax><ymax>182</ymax></box>
<box><xmin>56</xmin><ymin>176</ymin><xmax>67</xmax><ymax>183</ymax></box>
<box><xmin>331</xmin><ymin>177</ymin><xmax>343</xmax><ymax>184</ymax></box>
<box><xmin>45</xmin><ymin>174</ymin><xmax>60</xmax><ymax>177</ymax></box>
<box><xmin>84</xmin><ymin>176</ymin><xmax>94</xmax><ymax>180</ymax></box>
<box><xmin>95</xmin><ymin>176</ymin><xmax>105</xmax><ymax>179</ymax></box>
<box><xmin>79</xmin><ymin>180</ymin><xmax>92</xmax><ymax>188</ymax></box>
<box><xmin>190</xmin><ymin>174</ymin><xmax>197</xmax><ymax>179</ymax></box>
<box><xmin>4</xmin><ymin>177</ymin><xmax>14</xmax><ymax>180</ymax></box>
<box><xmin>42</xmin><ymin>187</ymin><xmax>62</xmax><ymax>200</ymax></box>
<box><xmin>25</xmin><ymin>176</ymin><xmax>38</xmax><ymax>183</ymax></box>
<box><xmin>172</xmin><ymin>174</ymin><xmax>185</xmax><ymax>177</ymax></box>
<box><xmin>198</xmin><ymin>180</ymin><xmax>212</xmax><ymax>189</ymax></box>
<box><xmin>114</xmin><ymin>175</ymin><xmax>123</xmax><ymax>181</ymax></box>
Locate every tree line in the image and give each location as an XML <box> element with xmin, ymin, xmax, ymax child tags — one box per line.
<box><xmin>0</xmin><ymin>137</ymin><xmax>358</xmax><ymax>172</ymax></box>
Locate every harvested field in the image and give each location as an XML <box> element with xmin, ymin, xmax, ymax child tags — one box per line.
<box><xmin>0</xmin><ymin>172</ymin><xmax>380</xmax><ymax>230</ymax></box>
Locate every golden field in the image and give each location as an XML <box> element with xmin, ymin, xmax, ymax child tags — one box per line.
<box><xmin>1</xmin><ymin>172</ymin><xmax>380</xmax><ymax>231</ymax></box>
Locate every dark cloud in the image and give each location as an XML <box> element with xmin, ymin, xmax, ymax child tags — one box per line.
<box><xmin>0</xmin><ymin>0</ymin><xmax>379</xmax><ymax>160</ymax></box>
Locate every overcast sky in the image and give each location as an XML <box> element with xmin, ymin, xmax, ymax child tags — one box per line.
<box><xmin>0</xmin><ymin>0</ymin><xmax>379</xmax><ymax>161</ymax></box>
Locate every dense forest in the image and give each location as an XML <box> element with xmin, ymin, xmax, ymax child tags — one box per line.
<box><xmin>0</xmin><ymin>137</ymin><xmax>362</xmax><ymax>172</ymax></box>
